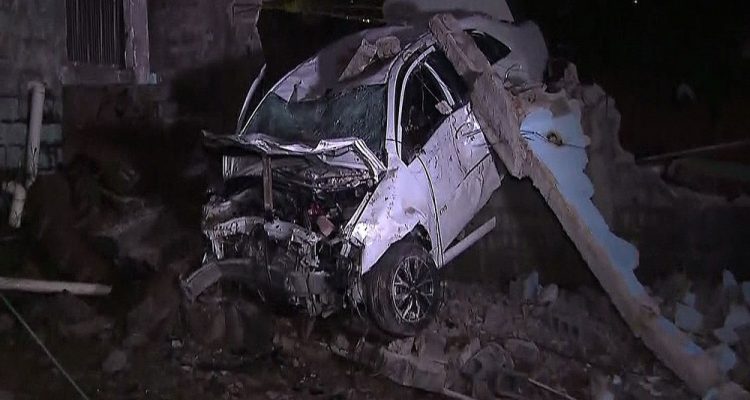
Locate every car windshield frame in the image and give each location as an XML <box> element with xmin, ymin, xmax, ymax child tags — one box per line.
<box><xmin>242</xmin><ymin>84</ymin><xmax>388</xmax><ymax>156</ymax></box>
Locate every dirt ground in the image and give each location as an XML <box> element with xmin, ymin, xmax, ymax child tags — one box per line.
<box><xmin>0</xmin><ymin>115</ymin><xmax>742</xmax><ymax>400</ymax></box>
<box><xmin>0</xmin><ymin>270</ymin><xmax>694</xmax><ymax>400</ymax></box>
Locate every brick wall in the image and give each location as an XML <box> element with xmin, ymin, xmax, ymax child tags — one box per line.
<box><xmin>0</xmin><ymin>0</ymin><xmax>65</xmax><ymax>172</ymax></box>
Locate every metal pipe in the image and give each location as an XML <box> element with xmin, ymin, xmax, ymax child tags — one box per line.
<box><xmin>262</xmin><ymin>154</ymin><xmax>274</xmax><ymax>218</ymax></box>
<box><xmin>0</xmin><ymin>276</ymin><xmax>111</xmax><ymax>296</ymax></box>
<box><xmin>26</xmin><ymin>81</ymin><xmax>45</xmax><ymax>188</ymax></box>
<box><xmin>237</xmin><ymin>63</ymin><xmax>267</xmax><ymax>134</ymax></box>
<box><xmin>2</xmin><ymin>182</ymin><xmax>26</xmax><ymax>228</ymax></box>
<box><xmin>2</xmin><ymin>82</ymin><xmax>45</xmax><ymax>228</ymax></box>
<box><xmin>442</xmin><ymin>217</ymin><xmax>496</xmax><ymax>265</ymax></box>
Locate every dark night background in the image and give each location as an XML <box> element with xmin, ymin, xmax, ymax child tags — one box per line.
<box><xmin>261</xmin><ymin>0</ymin><xmax>750</xmax><ymax>160</ymax></box>
<box><xmin>0</xmin><ymin>1</ymin><xmax>750</xmax><ymax>398</ymax></box>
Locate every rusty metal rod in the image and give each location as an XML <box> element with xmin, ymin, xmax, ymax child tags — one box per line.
<box><xmin>1</xmin><ymin>294</ymin><xmax>91</xmax><ymax>400</ymax></box>
<box><xmin>636</xmin><ymin>139</ymin><xmax>750</xmax><ymax>164</ymax></box>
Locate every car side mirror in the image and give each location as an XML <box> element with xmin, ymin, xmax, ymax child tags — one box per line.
<box><xmin>435</xmin><ymin>100</ymin><xmax>452</xmax><ymax>116</ymax></box>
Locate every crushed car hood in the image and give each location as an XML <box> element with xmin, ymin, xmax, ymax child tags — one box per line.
<box><xmin>204</xmin><ymin>131</ymin><xmax>387</xmax><ymax>182</ymax></box>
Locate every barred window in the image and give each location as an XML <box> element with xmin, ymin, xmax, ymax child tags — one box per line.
<box><xmin>65</xmin><ymin>0</ymin><xmax>126</xmax><ymax>68</ymax></box>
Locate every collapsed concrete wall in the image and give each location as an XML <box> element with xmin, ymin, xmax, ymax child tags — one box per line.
<box><xmin>450</xmin><ymin>84</ymin><xmax>750</xmax><ymax>285</ymax></box>
<box><xmin>582</xmin><ymin>83</ymin><xmax>750</xmax><ymax>279</ymax></box>
<box><xmin>428</xmin><ymin>13</ymin><xmax>748</xmax><ymax>395</ymax></box>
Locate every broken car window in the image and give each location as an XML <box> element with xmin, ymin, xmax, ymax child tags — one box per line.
<box><xmin>467</xmin><ymin>30</ymin><xmax>511</xmax><ymax>65</ymax></box>
<box><xmin>246</xmin><ymin>85</ymin><xmax>387</xmax><ymax>154</ymax></box>
<box><xmin>426</xmin><ymin>50</ymin><xmax>469</xmax><ymax>107</ymax></box>
<box><xmin>401</xmin><ymin>63</ymin><xmax>449</xmax><ymax>163</ymax></box>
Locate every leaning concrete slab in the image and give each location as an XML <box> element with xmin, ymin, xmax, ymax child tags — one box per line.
<box><xmin>429</xmin><ymin>13</ymin><xmax>745</xmax><ymax>397</ymax></box>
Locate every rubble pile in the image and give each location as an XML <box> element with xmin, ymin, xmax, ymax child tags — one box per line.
<box><xmin>297</xmin><ymin>278</ymin><xmax>693</xmax><ymax>400</ymax></box>
<box><xmin>0</xmin><ymin>264</ymin><xmax>700</xmax><ymax>399</ymax></box>
<box><xmin>0</xmin><ymin>145</ymin><xmax>732</xmax><ymax>399</ymax></box>
<box><xmin>0</xmin><ymin>7</ymin><xmax>747</xmax><ymax>400</ymax></box>
<box><xmin>653</xmin><ymin>269</ymin><xmax>750</xmax><ymax>389</ymax></box>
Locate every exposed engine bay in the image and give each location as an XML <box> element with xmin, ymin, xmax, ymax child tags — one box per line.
<box><xmin>184</xmin><ymin>147</ymin><xmax>375</xmax><ymax>317</ymax></box>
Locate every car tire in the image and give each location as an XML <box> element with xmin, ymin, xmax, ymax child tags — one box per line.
<box><xmin>364</xmin><ymin>239</ymin><xmax>442</xmax><ymax>337</ymax></box>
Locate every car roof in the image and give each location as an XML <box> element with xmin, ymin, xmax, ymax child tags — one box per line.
<box><xmin>271</xmin><ymin>15</ymin><xmax>548</xmax><ymax>103</ymax></box>
<box><xmin>271</xmin><ymin>25</ymin><xmax>425</xmax><ymax>103</ymax></box>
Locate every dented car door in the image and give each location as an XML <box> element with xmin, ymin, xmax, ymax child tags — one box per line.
<box><xmin>398</xmin><ymin>48</ymin><xmax>474</xmax><ymax>258</ymax></box>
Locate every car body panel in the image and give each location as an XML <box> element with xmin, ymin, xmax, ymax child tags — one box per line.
<box><xmin>349</xmin><ymin>152</ymin><xmax>440</xmax><ymax>273</ymax></box>
<box><xmin>206</xmin><ymin>132</ymin><xmax>387</xmax><ymax>181</ymax></box>
<box><xmin>192</xmin><ymin>14</ymin><xmax>545</xmax><ymax>312</ymax></box>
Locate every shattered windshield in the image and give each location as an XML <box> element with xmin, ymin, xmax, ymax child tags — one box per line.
<box><xmin>245</xmin><ymin>85</ymin><xmax>387</xmax><ymax>154</ymax></box>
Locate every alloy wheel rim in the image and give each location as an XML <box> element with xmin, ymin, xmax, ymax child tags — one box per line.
<box><xmin>391</xmin><ymin>256</ymin><xmax>435</xmax><ymax>323</ymax></box>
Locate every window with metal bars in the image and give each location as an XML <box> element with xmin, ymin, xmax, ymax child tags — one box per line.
<box><xmin>65</xmin><ymin>0</ymin><xmax>126</xmax><ymax>68</ymax></box>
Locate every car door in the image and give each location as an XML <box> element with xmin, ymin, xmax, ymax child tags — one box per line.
<box><xmin>425</xmin><ymin>50</ymin><xmax>501</xmax><ymax>248</ymax></box>
<box><xmin>400</xmin><ymin>48</ymin><xmax>503</xmax><ymax>254</ymax></box>
<box><xmin>398</xmin><ymin>48</ymin><xmax>479</xmax><ymax>256</ymax></box>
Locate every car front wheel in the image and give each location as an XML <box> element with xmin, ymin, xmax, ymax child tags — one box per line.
<box><xmin>364</xmin><ymin>240</ymin><xmax>442</xmax><ymax>337</ymax></box>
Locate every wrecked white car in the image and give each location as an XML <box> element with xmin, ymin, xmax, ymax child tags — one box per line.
<box><xmin>184</xmin><ymin>15</ymin><xmax>548</xmax><ymax>336</ymax></box>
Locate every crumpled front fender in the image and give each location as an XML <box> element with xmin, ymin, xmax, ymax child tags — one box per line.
<box><xmin>349</xmin><ymin>156</ymin><xmax>439</xmax><ymax>274</ymax></box>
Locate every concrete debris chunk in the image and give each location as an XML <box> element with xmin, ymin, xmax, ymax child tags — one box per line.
<box><xmin>589</xmin><ymin>369</ymin><xmax>615</xmax><ymax>400</ymax></box>
<box><xmin>102</xmin><ymin>349</ymin><xmax>128</xmax><ymax>374</ymax></box>
<box><xmin>457</xmin><ymin>337</ymin><xmax>482</xmax><ymax>368</ymax></box>
<box><xmin>331</xmin><ymin>336</ymin><xmax>447</xmax><ymax>393</ymax></box>
<box><xmin>656</xmin><ymin>273</ymin><xmax>691</xmax><ymax>306</ymax></box>
<box><xmin>707</xmin><ymin>344</ymin><xmax>738</xmax><ymax>375</ymax></box>
<box><xmin>375</xmin><ymin>36</ymin><xmax>401</xmax><ymax>59</ymax></box>
<box><xmin>675</xmin><ymin>303</ymin><xmax>704</xmax><ymax>333</ymax></box>
<box><xmin>714</xmin><ymin>304</ymin><xmax>750</xmax><ymax>345</ymax></box>
<box><xmin>702</xmin><ymin>382</ymin><xmax>750</xmax><ymax>400</ymax></box>
<box><xmin>682</xmin><ymin>291</ymin><xmax>698</xmax><ymax>308</ymax></box>
<box><xmin>338</xmin><ymin>36</ymin><xmax>401</xmax><ymax>82</ymax></box>
<box><xmin>715</xmin><ymin>327</ymin><xmax>741</xmax><ymax>345</ymax></box>
<box><xmin>538</xmin><ymin>283</ymin><xmax>559</xmax><ymax>306</ymax></box>
<box><xmin>388</xmin><ymin>336</ymin><xmax>415</xmax><ymax>355</ymax></box>
<box><xmin>503</xmin><ymin>338</ymin><xmax>540</xmax><ymax>371</ymax></box>
<box><xmin>483</xmin><ymin>303</ymin><xmax>507</xmax><ymax>333</ymax></box>
<box><xmin>460</xmin><ymin>343</ymin><xmax>513</xmax><ymax>400</ymax></box>
<box><xmin>380</xmin><ymin>348</ymin><xmax>447</xmax><ymax>392</ymax></box>
<box><xmin>415</xmin><ymin>331</ymin><xmax>447</xmax><ymax>362</ymax></box>
<box><xmin>509</xmin><ymin>271</ymin><xmax>539</xmax><ymax>303</ymax></box>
